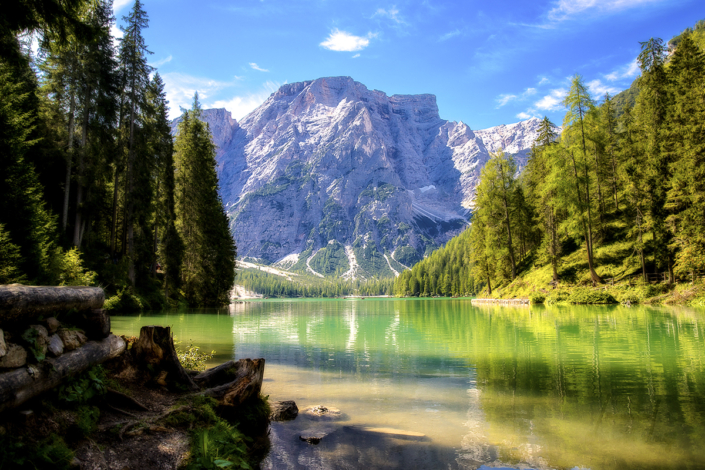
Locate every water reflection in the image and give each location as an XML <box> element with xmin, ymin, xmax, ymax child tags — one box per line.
<box><xmin>111</xmin><ymin>300</ymin><xmax>705</xmax><ymax>469</ymax></box>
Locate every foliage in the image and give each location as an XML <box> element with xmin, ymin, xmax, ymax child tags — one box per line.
<box><xmin>566</xmin><ymin>289</ymin><xmax>617</xmax><ymax>305</ymax></box>
<box><xmin>55</xmin><ymin>247</ymin><xmax>97</xmax><ymax>286</ymax></box>
<box><xmin>529</xmin><ymin>292</ymin><xmax>545</xmax><ymax>304</ymax></box>
<box><xmin>104</xmin><ymin>287</ymin><xmax>144</xmax><ymax>312</ymax></box>
<box><xmin>176</xmin><ymin>342</ymin><xmax>215</xmax><ymax>371</ymax></box>
<box><xmin>57</xmin><ymin>366</ymin><xmax>107</xmax><ymax>404</ymax></box>
<box><xmin>21</xmin><ymin>326</ymin><xmax>47</xmax><ymax>362</ymax></box>
<box><xmin>0</xmin><ymin>223</ymin><xmax>27</xmax><ymax>284</ymax></box>
<box><xmin>0</xmin><ymin>434</ymin><xmax>74</xmax><ymax>470</ymax></box>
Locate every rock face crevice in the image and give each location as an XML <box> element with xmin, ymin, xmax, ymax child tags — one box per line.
<box><xmin>172</xmin><ymin>77</ymin><xmax>552</xmax><ymax>277</ymax></box>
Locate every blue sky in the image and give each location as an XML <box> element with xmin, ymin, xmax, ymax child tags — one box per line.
<box><xmin>112</xmin><ymin>0</ymin><xmax>705</xmax><ymax>129</ymax></box>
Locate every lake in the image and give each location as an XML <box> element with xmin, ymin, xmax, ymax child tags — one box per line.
<box><xmin>111</xmin><ymin>299</ymin><xmax>705</xmax><ymax>470</ymax></box>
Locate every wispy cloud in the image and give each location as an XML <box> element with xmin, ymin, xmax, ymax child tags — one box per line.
<box><xmin>374</xmin><ymin>6</ymin><xmax>405</xmax><ymax>24</ymax></box>
<box><xmin>538</xmin><ymin>77</ymin><xmax>550</xmax><ymax>85</ymax></box>
<box><xmin>524</xmin><ymin>87</ymin><xmax>537</xmax><ymax>96</ymax></box>
<box><xmin>161</xmin><ymin>72</ymin><xmax>237</xmax><ymax>119</ymax></box>
<box><xmin>249</xmin><ymin>62</ymin><xmax>269</xmax><ymax>72</ymax></box>
<box><xmin>113</xmin><ymin>0</ymin><xmax>132</xmax><ymax>13</ymax></box>
<box><xmin>587</xmin><ymin>79</ymin><xmax>621</xmax><ymax>97</ymax></box>
<box><xmin>439</xmin><ymin>29</ymin><xmax>462</xmax><ymax>42</ymax></box>
<box><xmin>150</xmin><ymin>55</ymin><xmax>173</xmax><ymax>67</ymax></box>
<box><xmin>352</xmin><ymin>53</ymin><xmax>361</xmax><ymax>59</ymax></box>
<box><xmin>605</xmin><ymin>58</ymin><xmax>639</xmax><ymax>81</ymax></box>
<box><xmin>548</xmin><ymin>0</ymin><xmax>664</xmax><ymax>21</ymax></box>
<box><xmin>210</xmin><ymin>81</ymin><xmax>282</xmax><ymax>120</ymax></box>
<box><xmin>496</xmin><ymin>94</ymin><xmax>517</xmax><ymax>108</ymax></box>
<box><xmin>517</xmin><ymin>111</ymin><xmax>538</xmax><ymax>120</ymax></box>
<box><xmin>320</xmin><ymin>29</ymin><xmax>375</xmax><ymax>52</ymax></box>
<box><xmin>534</xmin><ymin>88</ymin><xmax>568</xmax><ymax>111</ymax></box>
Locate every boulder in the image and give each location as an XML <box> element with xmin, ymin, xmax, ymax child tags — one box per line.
<box><xmin>46</xmin><ymin>317</ymin><xmax>61</xmax><ymax>335</ymax></box>
<box><xmin>58</xmin><ymin>329</ymin><xmax>88</xmax><ymax>351</ymax></box>
<box><xmin>270</xmin><ymin>400</ymin><xmax>298</xmax><ymax>421</ymax></box>
<box><xmin>0</xmin><ymin>344</ymin><xmax>27</xmax><ymax>368</ymax></box>
<box><xmin>48</xmin><ymin>335</ymin><xmax>64</xmax><ymax>357</ymax></box>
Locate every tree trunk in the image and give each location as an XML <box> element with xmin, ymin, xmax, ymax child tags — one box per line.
<box><xmin>0</xmin><ymin>335</ymin><xmax>125</xmax><ymax>414</ymax></box>
<box><xmin>62</xmin><ymin>91</ymin><xmax>76</xmax><ymax>232</ymax></box>
<box><xmin>498</xmin><ymin>162</ymin><xmax>516</xmax><ymax>279</ymax></box>
<box><xmin>132</xmin><ymin>326</ymin><xmax>199</xmax><ymax>391</ymax></box>
<box><xmin>569</xmin><ymin>152</ymin><xmax>602</xmax><ymax>285</ymax></box>
<box><xmin>549</xmin><ymin>207</ymin><xmax>559</xmax><ymax>282</ymax></box>
<box><xmin>110</xmin><ymin>166</ymin><xmax>120</xmax><ymax>256</ymax></box>
<box><xmin>152</xmin><ymin>179</ymin><xmax>160</xmax><ymax>276</ymax></box>
<box><xmin>198</xmin><ymin>358</ymin><xmax>265</xmax><ymax>408</ymax></box>
<box><xmin>73</xmin><ymin>87</ymin><xmax>91</xmax><ymax>248</ymax></box>
<box><xmin>127</xmin><ymin>97</ymin><xmax>136</xmax><ymax>286</ymax></box>
<box><xmin>0</xmin><ymin>285</ymin><xmax>105</xmax><ymax>328</ymax></box>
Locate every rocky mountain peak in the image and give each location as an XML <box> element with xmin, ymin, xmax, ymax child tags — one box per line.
<box><xmin>171</xmin><ymin>77</ymin><xmax>554</xmax><ymax>278</ymax></box>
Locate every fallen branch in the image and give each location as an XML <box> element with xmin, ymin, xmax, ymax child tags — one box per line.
<box><xmin>0</xmin><ymin>285</ymin><xmax>105</xmax><ymax>327</ymax></box>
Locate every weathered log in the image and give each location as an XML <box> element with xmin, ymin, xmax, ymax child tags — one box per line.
<box><xmin>0</xmin><ymin>285</ymin><xmax>104</xmax><ymax>328</ymax></box>
<box><xmin>199</xmin><ymin>358</ymin><xmax>265</xmax><ymax>407</ymax></box>
<box><xmin>132</xmin><ymin>326</ymin><xmax>199</xmax><ymax>392</ymax></box>
<box><xmin>193</xmin><ymin>360</ymin><xmax>237</xmax><ymax>388</ymax></box>
<box><xmin>82</xmin><ymin>309</ymin><xmax>111</xmax><ymax>339</ymax></box>
<box><xmin>0</xmin><ymin>334</ymin><xmax>125</xmax><ymax>414</ymax></box>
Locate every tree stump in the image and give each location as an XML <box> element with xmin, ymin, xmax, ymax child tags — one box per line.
<box><xmin>132</xmin><ymin>326</ymin><xmax>199</xmax><ymax>392</ymax></box>
<box><xmin>193</xmin><ymin>360</ymin><xmax>237</xmax><ymax>388</ymax></box>
<box><xmin>200</xmin><ymin>358</ymin><xmax>265</xmax><ymax>408</ymax></box>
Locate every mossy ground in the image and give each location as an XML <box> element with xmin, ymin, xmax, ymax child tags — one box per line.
<box><xmin>486</xmin><ymin>222</ymin><xmax>705</xmax><ymax>306</ymax></box>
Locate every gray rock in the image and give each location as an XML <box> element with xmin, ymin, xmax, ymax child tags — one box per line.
<box><xmin>0</xmin><ymin>329</ymin><xmax>6</xmax><ymax>357</ymax></box>
<box><xmin>58</xmin><ymin>329</ymin><xmax>88</xmax><ymax>351</ymax></box>
<box><xmin>48</xmin><ymin>334</ymin><xmax>64</xmax><ymax>357</ymax></box>
<box><xmin>45</xmin><ymin>317</ymin><xmax>61</xmax><ymax>334</ymax></box>
<box><xmin>0</xmin><ymin>343</ymin><xmax>27</xmax><ymax>368</ymax></box>
<box><xmin>270</xmin><ymin>400</ymin><xmax>299</xmax><ymax>421</ymax></box>
<box><xmin>303</xmin><ymin>405</ymin><xmax>343</xmax><ymax>420</ymax></box>
<box><xmin>171</xmin><ymin>77</ymin><xmax>558</xmax><ymax>277</ymax></box>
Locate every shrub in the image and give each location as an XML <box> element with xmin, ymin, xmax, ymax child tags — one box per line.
<box><xmin>529</xmin><ymin>292</ymin><xmax>545</xmax><ymax>304</ymax></box>
<box><xmin>104</xmin><ymin>288</ymin><xmax>144</xmax><ymax>312</ymax></box>
<box><xmin>546</xmin><ymin>290</ymin><xmax>570</xmax><ymax>305</ymax></box>
<box><xmin>57</xmin><ymin>248</ymin><xmax>98</xmax><ymax>286</ymax></box>
<box><xmin>567</xmin><ymin>288</ymin><xmax>617</xmax><ymax>305</ymax></box>
<box><xmin>177</xmin><ymin>342</ymin><xmax>215</xmax><ymax>371</ymax></box>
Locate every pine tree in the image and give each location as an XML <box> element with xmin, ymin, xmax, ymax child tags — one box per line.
<box><xmin>175</xmin><ymin>94</ymin><xmax>236</xmax><ymax>306</ymax></box>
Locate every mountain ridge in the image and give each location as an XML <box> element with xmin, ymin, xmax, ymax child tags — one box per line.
<box><xmin>171</xmin><ymin>76</ymin><xmax>552</xmax><ymax>278</ymax></box>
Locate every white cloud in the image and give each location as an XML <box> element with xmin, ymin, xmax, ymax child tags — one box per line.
<box><xmin>249</xmin><ymin>62</ymin><xmax>269</xmax><ymax>72</ymax></box>
<box><xmin>113</xmin><ymin>0</ymin><xmax>132</xmax><ymax>13</ymax></box>
<box><xmin>150</xmin><ymin>55</ymin><xmax>173</xmax><ymax>67</ymax></box>
<box><xmin>605</xmin><ymin>58</ymin><xmax>639</xmax><ymax>81</ymax></box>
<box><xmin>210</xmin><ymin>81</ymin><xmax>282</xmax><ymax>120</ymax></box>
<box><xmin>161</xmin><ymin>73</ymin><xmax>237</xmax><ymax>119</ymax></box>
<box><xmin>496</xmin><ymin>94</ymin><xmax>517</xmax><ymax>107</ymax></box>
<box><xmin>320</xmin><ymin>29</ymin><xmax>374</xmax><ymax>52</ymax></box>
<box><xmin>517</xmin><ymin>111</ymin><xmax>537</xmax><ymax>120</ymax></box>
<box><xmin>538</xmin><ymin>77</ymin><xmax>550</xmax><ymax>85</ymax></box>
<box><xmin>352</xmin><ymin>53</ymin><xmax>361</xmax><ymax>58</ymax></box>
<box><xmin>534</xmin><ymin>88</ymin><xmax>568</xmax><ymax>111</ymax></box>
<box><xmin>587</xmin><ymin>79</ymin><xmax>621</xmax><ymax>97</ymax></box>
<box><xmin>439</xmin><ymin>29</ymin><xmax>461</xmax><ymax>42</ymax></box>
<box><xmin>524</xmin><ymin>87</ymin><xmax>537</xmax><ymax>96</ymax></box>
<box><xmin>374</xmin><ymin>6</ymin><xmax>405</xmax><ymax>24</ymax></box>
<box><xmin>548</xmin><ymin>0</ymin><xmax>662</xmax><ymax>21</ymax></box>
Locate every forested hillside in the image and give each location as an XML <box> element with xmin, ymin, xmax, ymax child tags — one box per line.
<box><xmin>0</xmin><ymin>0</ymin><xmax>235</xmax><ymax>307</ymax></box>
<box><xmin>395</xmin><ymin>22</ymin><xmax>705</xmax><ymax>303</ymax></box>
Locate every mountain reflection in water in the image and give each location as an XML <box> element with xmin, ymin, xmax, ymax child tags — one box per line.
<box><xmin>112</xmin><ymin>299</ymin><xmax>705</xmax><ymax>469</ymax></box>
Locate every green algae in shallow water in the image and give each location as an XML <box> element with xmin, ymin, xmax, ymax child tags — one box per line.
<box><xmin>111</xmin><ymin>300</ymin><xmax>705</xmax><ymax>470</ymax></box>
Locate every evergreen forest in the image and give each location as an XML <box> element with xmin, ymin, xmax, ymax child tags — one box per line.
<box><xmin>0</xmin><ymin>0</ymin><xmax>235</xmax><ymax>307</ymax></box>
<box><xmin>395</xmin><ymin>24</ymin><xmax>705</xmax><ymax>303</ymax></box>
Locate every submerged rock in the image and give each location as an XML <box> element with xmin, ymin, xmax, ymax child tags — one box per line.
<box><xmin>270</xmin><ymin>400</ymin><xmax>298</xmax><ymax>421</ymax></box>
<box><xmin>303</xmin><ymin>405</ymin><xmax>343</xmax><ymax>420</ymax></box>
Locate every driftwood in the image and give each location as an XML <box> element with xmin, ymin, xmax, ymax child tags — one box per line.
<box><xmin>132</xmin><ymin>326</ymin><xmax>199</xmax><ymax>392</ymax></box>
<box><xmin>0</xmin><ymin>285</ymin><xmax>104</xmax><ymax>327</ymax></box>
<box><xmin>193</xmin><ymin>360</ymin><xmax>237</xmax><ymax>388</ymax></box>
<box><xmin>0</xmin><ymin>334</ymin><xmax>125</xmax><ymax>413</ymax></box>
<box><xmin>199</xmin><ymin>358</ymin><xmax>265</xmax><ymax>408</ymax></box>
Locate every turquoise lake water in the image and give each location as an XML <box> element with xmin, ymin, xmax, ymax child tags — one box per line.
<box><xmin>111</xmin><ymin>299</ymin><xmax>705</xmax><ymax>469</ymax></box>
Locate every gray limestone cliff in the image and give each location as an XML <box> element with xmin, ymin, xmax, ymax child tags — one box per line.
<box><xmin>172</xmin><ymin>77</ymin><xmax>548</xmax><ymax>278</ymax></box>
